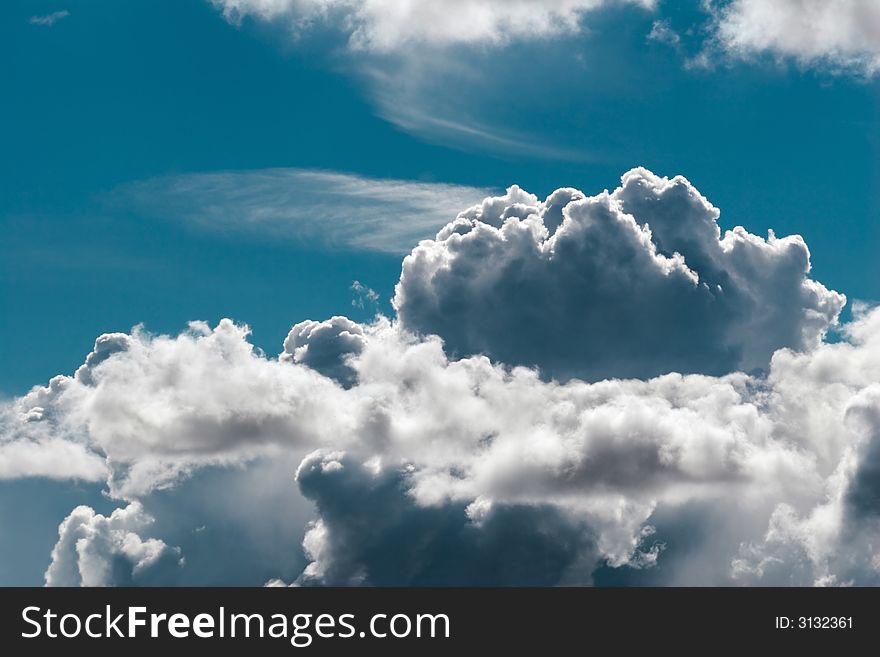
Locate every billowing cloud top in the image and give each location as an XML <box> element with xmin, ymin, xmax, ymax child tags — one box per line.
<box><xmin>394</xmin><ymin>168</ymin><xmax>845</xmax><ymax>381</ymax></box>
<box><xmin>4</xmin><ymin>168</ymin><xmax>879</xmax><ymax>588</ymax></box>
<box><xmin>282</xmin><ymin>316</ymin><xmax>367</xmax><ymax>386</ymax></box>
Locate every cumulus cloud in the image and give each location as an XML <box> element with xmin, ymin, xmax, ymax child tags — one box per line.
<box><xmin>0</xmin><ymin>436</ymin><xmax>106</xmax><ymax>482</ymax></box>
<box><xmin>711</xmin><ymin>0</ymin><xmax>880</xmax><ymax>75</ymax></box>
<box><xmin>1</xmin><ymin>382</ymin><xmax>107</xmax><ymax>481</ymax></box>
<box><xmin>395</xmin><ymin>168</ymin><xmax>845</xmax><ymax>381</ymax></box>
<box><xmin>11</xmin><ymin>319</ymin><xmax>351</xmax><ymax>498</ymax></box>
<box><xmin>2</xmin><ymin>169</ymin><xmax>878</xmax><ymax>587</ymax></box>
<box><xmin>8</xmin><ymin>303</ymin><xmax>878</xmax><ymax>586</ymax></box>
<box><xmin>45</xmin><ymin>502</ymin><xmax>181</xmax><ymax>586</ymax></box>
<box><xmin>270</xmin><ymin>304</ymin><xmax>880</xmax><ymax>587</ymax></box>
<box><xmin>108</xmin><ymin>169</ymin><xmax>491</xmax><ymax>254</ymax></box>
<box><xmin>293</xmin><ymin>451</ymin><xmax>605</xmax><ymax>585</ymax></box>
<box><xmin>212</xmin><ymin>0</ymin><xmax>654</xmax><ymax>52</ymax></box>
<box><xmin>728</xmin><ymin>308</ymin><xmax>880</xmax><ymax>585</ymax></box>
<box><xmin>282</xmin><ymin>315</ymin><xmax>368</xmax><ymax>386</ymax></box>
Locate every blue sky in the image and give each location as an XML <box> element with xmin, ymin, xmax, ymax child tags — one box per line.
<box><xmin>2</xmin><ymin>0</ymin><xmax>880</xmax><ymax>586</ymax></box>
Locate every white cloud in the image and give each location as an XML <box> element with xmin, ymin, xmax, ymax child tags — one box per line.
<box><xmin>350</xmin><ymin>280</ymin><xmax>379</xmax><ymax>310</ymax></box>
<box><xmin>8</xmin><ymin>320</ymin><xmax>354</xmax><ymax>498</ymax></box>
<box><xmin>3</xmin><ymin>170</ymin><xmax>879</xmax><ymax>586</ymax></box>
<box><xmin>1</xmin><ymin>386</ymin><xmax>107</xmax><ymax>481</ymax></box>
<box><xmin>45</xmin><ymin>502</ymin><xmax>181</xmax><ymax>586</ymax></box>
<box><xmin>212</xmin><ymin>0</ymin><xmax>654</xmax><ymax>52</ymax></box>
<box><xmin>712</xmin><ymin>0</ymin><xmax>880</xmax><ymax>75</ymax></box>
<box><xmin>10</xmin><ymin>303</ymin><xmax>880</xmax><ymax>585</ymax></box>
<box><xmin>647</xmin><ymin>19</ymin><xmax>681</xmax><ymax>48</ymax></box>
<box><xmin>29</xmin><ymin>10</ymin><xmax>70</xmax><ymax>27</ymax></box>
<box><xmin>273</xmin><ymin>304</ymin><xmax>880</xmax><ymax>585</ymax></box>
<box><xmin>109</xmin><ymin>169</ymin><xmax>492</xmax><ymax>254</ymax></box>
<box><xmin>0</xmin><ymin>436</ymin><xmax>106</xmax><ymax>482</ymax></box>
<box><xmin>394</xmin><ymin>167</ymin><xmax>845</xmax><ymax>381</ymax></box>
<box><xmin>282</xmin><ymin>315</ymin><xmax>368</xmax><ymax>386</ymax></box>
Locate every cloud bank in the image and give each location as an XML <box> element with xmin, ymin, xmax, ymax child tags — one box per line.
<box><xmin>3</xmin><ymin>168</ymin><xmax>879</xmax><ymax>587</ymax></box>
<box><xmin>712</xmin><ymin>0</ymin><xmax>880</xmax><ymax>76</ymax></box>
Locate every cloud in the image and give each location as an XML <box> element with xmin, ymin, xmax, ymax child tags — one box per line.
<box><xmin>212</xmin><ymin>0</ymin><xmax>655</xmax><ymax>52</ymax></box>
<box><xmin>350</xmin><ymin>280</ymin><xmax>379</xmax><ymax>310</ymax></box>
<box><xmin>209</xmin><ymin>1</ymin><xmax>655</xmax><ymax>157</ymax></box>
<box><xmin>647</xmin><ymin>19</ymin><xmax>681</xmax><ymax>48</ymax></box>
<box><xmin>9</xmin><ymin>303</ymin><xmax>879</xmax><ymax>586</ymax></box>
<box><xmin>130</xmin><ymin>458</ymin><xmax>314</xmax><ymax>585</ymax></box>
<box><xmin>272</xmin><ymin>304</ymin><xmax>880</xmax><ymax>587</ymax></box>
<box><xmin>44</xmin><ymin>502</ymin><xmax>181</xmax><ymax>586</ymax></box>
<box><xmin>108</xmin><ymin>169</ymin><xmax>492</xmax><ymax>254</ymax></box>
<box><xmin>711</xmin><ymin>0</ymin><xmax>880</xmax><ymax>76</ymax></box>
<box><xmin>293</xmin><ymin>451</ymin><xmax>604</xmax><ymax>585</ymax></box>
<box><xmin>0</xmin><ymin>436</ymin><xmax>106</xmax><ymax>482</ymax></box>
<box><xmin>394</xmin><ymin>167</ymin><xmax>845</xmax><ymax>381</ymax></box>
<box><xmin>281</xmin><ymin>315</ymin><xmax>368</xmax><ymax>386</ymax></box>
<box><xmin>10</xmin><ymin>319</ymin><xmax>352</xmax><ymax>498</ymax></box>
<box><xmin>1</xmin><ymin>385</ymin><xmax>108</xmax><ymax>482</ymax></box>
<box><xmin>3</xmin><ymin>169</ymin><xmax>879</xmax><ymax>586</ymax></box>
<box><xmin>29</xmin><ymin>10</ymin><xmax>70</xmax><ymax>27</ymax></box>
<box><xmin>727</xmin><ymin>308</ymin><xmax>880</xmax><ymax>585</ymax></box>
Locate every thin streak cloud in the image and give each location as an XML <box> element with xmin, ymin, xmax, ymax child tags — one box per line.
<box><xmin>29</xmin><ymin>10</ymin><xmax>70</xmax><ymax>27</ymax></box>
<box><xmin>107</xmin><ymin>169</ymin><xmax>493</xmax><ymax>254</ymax></box>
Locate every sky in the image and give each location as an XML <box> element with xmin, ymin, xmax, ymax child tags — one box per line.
<box><xmin>1</xmin><ymin>0</ymin><xmax>880</xmax><ymax>586</ymax></box>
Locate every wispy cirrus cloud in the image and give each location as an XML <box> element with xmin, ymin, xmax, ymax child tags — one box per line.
<box><xmin>355</xmin><ymin>58</ymin><xmax>591</xmax><ymax>160</ymax></box>
<box><xmin>29</xmin><ymin>10</ymin><xmax>70</xmax><ymax>27</ymax></box>
<box><xmin>106</xmin><ymin>168</ymin><xmax>493</xmax><ymax>254</ymax></box>
<box><xmin>209</xmin><ymin>1</ymin><xmax>656</xmax><ymax>158</ymax></box>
